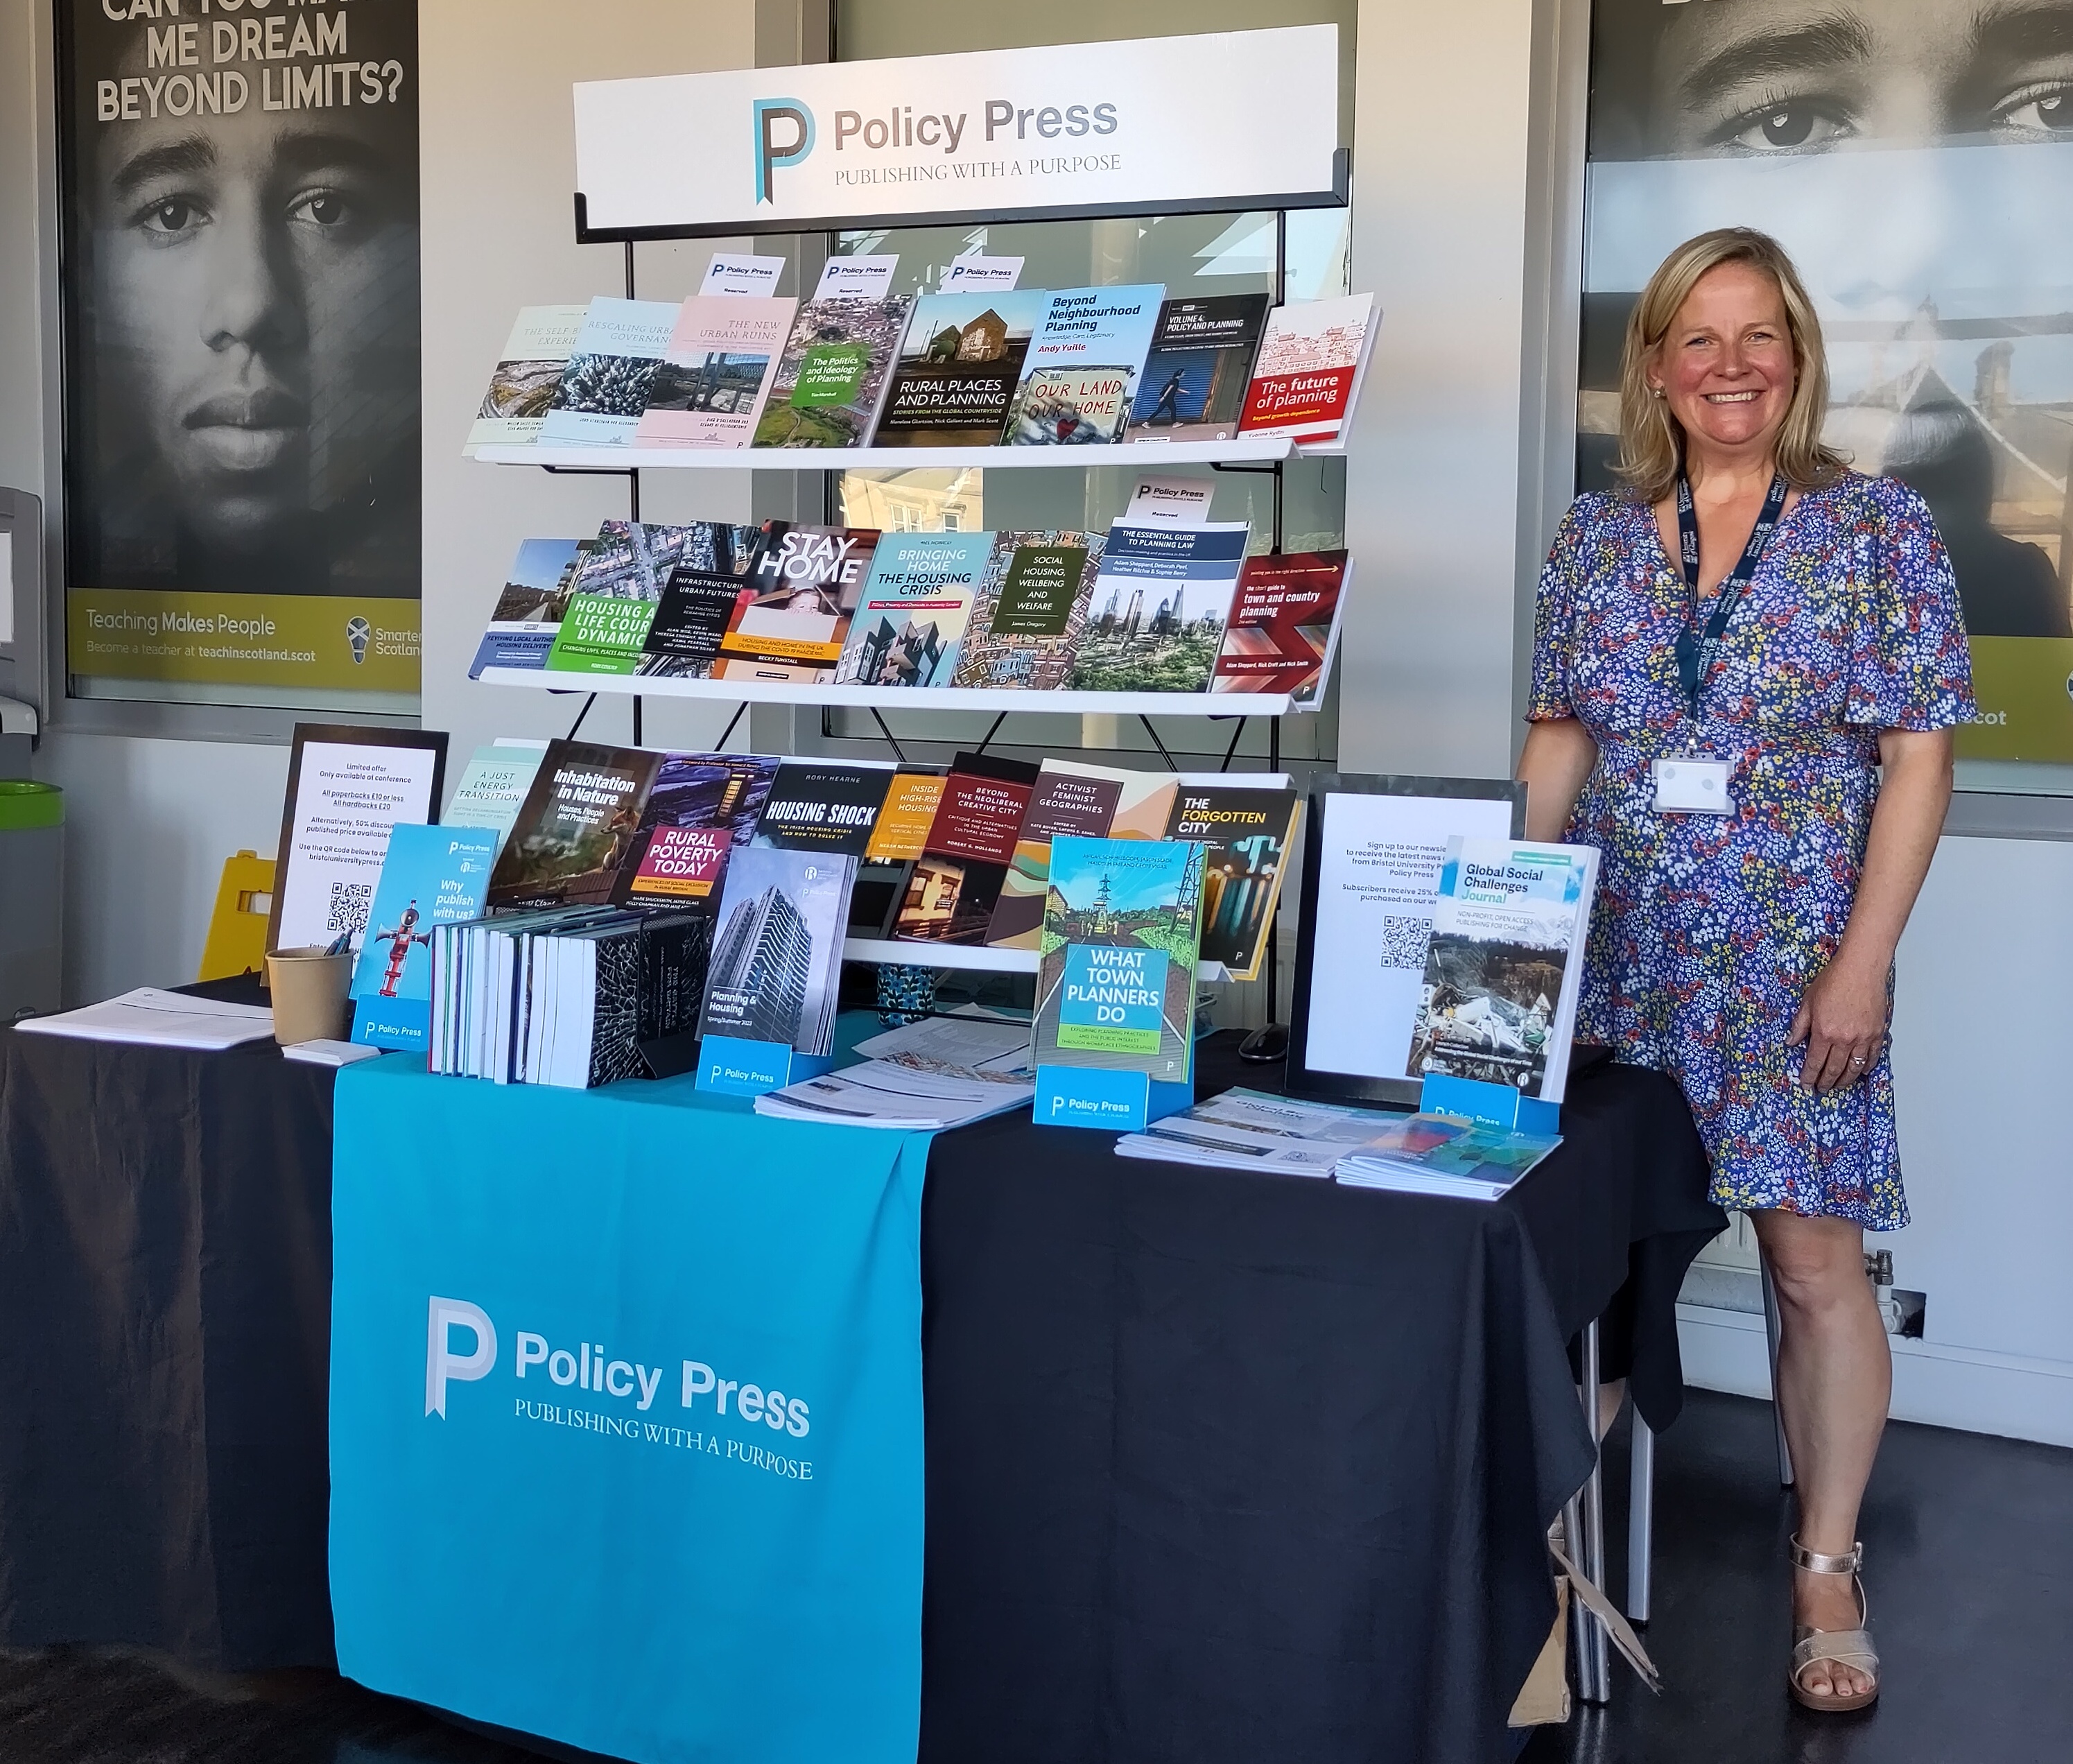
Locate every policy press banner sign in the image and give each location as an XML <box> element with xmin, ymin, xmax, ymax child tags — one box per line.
<box><xmin>57</xmin><ymin>0</ymin><xmax>422</xmax><ymax>705</ymax></box>
<box><xmin>572</xmin><ymin>25</ymin><xmax>1344</xmax><ymax>239</ymax></box>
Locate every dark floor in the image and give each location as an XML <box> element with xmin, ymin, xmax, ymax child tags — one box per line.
<box><xmin>3</xmin><ymin>1390</ymin><xmax>2068</xmax><ymax>1763</ymax></box>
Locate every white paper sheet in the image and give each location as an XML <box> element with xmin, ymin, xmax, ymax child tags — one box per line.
<box><xmin>15</xmin><ymin>987</ymin><xmax>274</xmax><ymax>1050</ymax></box>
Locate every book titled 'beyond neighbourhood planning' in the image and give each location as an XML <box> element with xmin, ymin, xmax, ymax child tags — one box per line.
<box><xmin>1007</xmin><ymin>285</ymin><xmax>1163</xmax><ymax>445</ymax></box>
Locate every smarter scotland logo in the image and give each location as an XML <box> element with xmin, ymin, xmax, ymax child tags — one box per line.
<box><xmin>752</xmin><ymin>97</ymin><xmax>815</xmax><ymax>203</ymax></box>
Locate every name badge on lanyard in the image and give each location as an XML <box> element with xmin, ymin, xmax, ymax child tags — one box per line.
<box><xmin>1656</xmin><ymin>469</ymin><xmax>1787</xmax><ymax>818</ymax></box>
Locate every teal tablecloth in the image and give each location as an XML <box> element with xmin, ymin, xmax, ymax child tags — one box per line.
<box><xmin>328</xmin><ymin>1053</ymin><xmax>929</xmax><ymax>1764</ymax></box>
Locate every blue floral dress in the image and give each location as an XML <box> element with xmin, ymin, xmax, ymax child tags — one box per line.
<box><xmin>1528</xmin><ymin>472</ymin><xmax>1975</xmax><ymax>1229</ymax></box>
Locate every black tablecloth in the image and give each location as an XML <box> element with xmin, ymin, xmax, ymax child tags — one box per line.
<box><xmin>918</xmin><ymin>1039</ymin><xmax>1723</xmax><ymax>1764</ymax></box>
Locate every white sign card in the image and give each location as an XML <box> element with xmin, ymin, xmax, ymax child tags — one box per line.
<box><xmin>1123</xmin><ymin>476</ymin><xmax>1214</xmax><ymax>526</ymax></box>
<box><xmin>941</xmin><ymin>254</ymin><xmax>1024</xmax><ymax>291</ymax></box>
<box><xmin>573</xmin><ymin>26</ymin><xmax>1342</xmax><ymax>236</ymax></box>
<box><xmin>701</xmin><ymin>252</ymin><xmax>786</xmax><ymax>296</ymax></box>
<box><xmin>813</xmin><ymin>255</ymin><xmax>899</xmax><ymax>300</ymax></box>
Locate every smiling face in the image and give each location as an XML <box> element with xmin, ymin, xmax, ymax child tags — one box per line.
<box><xmin>1648</xmin><ymin>262</ymin><xmax>1798</xmax><ymax>467</ymax></box>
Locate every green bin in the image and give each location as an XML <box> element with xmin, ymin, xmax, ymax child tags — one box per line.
<box><xmin>0</xmin><ymin>781</ymin><xmax>62</xmax><ymax>1021</ymax></box>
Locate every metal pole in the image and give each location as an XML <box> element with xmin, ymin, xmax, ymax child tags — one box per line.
<box><xmin>1627</xmin><ymin>1419</ymin><xmax>1654</xmax><ymax>1624</ymax></box>
<box><xmin>1576</xmin><ymin>1319</ymin><xmax>1611</xmax><ymax>1704</ymax></box>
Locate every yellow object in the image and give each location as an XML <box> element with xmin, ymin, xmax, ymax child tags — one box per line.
<box><xmin>198</xmin><ymin>850</ymin><xmax>278</xmax><ymax>981</ymax></box>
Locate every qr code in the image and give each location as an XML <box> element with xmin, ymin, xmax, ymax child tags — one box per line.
<box><xmin>326</xmin><ymin>882</ymin><xmax>373</xmax><ymax>938</ymax></box>
<box><xmin>1378</xmin><ymin>914</ymin><xmax>1432</xmax><ymax>971</ymax></box>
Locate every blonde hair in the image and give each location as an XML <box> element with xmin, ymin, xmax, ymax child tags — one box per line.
<box><xmin>1615</xmin><ymin>227</ymin><xmax>1846</xmax><ymax>502</ymax></box>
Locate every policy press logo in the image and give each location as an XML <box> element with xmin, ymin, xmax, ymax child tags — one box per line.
<box><xmin>752</xmin><ymin>98</ymin><xmax>814</xmax><ymax>202</ymax></box>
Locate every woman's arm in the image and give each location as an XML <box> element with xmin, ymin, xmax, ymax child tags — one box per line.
<box><xmin>1788</xmin><ymin>727</ymin><xmax>1954</xmax><ymax>1090</ymax></box>
<box><xmin>1517</xmin><ymin>718</ymin><xmax>1599</xmax><ymax>842</ymax></box>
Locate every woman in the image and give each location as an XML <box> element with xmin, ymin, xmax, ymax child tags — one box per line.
<box><xmin>1519</xmin><ymin>228</ymin><xmax>1974</xmax><ymax>1713</ymax></box>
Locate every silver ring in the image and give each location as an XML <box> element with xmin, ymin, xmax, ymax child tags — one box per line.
<box><xmin>1850</xmin><ymin>1053</ymin><xmax>1866</xmax><ymax>1066</ymax></box>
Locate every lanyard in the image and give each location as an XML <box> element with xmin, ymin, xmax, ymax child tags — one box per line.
<box><xmin>1672</xmin><ymin>469</ymin><xmax>1787</xmax><ymax>715</ymax></box>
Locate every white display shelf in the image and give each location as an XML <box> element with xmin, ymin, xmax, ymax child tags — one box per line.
<box><xmin>473</xmin><ymin>435</ymin><xmax>1344</xmax><ymax>472</ymax></box>
<box><xmin>476</xmin><ymin>666</ymin><xmax>1313</xmax><ymax>719</ymax></box>
<box><xmin>844</xmin><ymin>936</ymin><xmax>1235</xmax><ymax>983</ymax></box>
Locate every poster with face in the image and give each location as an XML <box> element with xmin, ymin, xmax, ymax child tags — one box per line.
<box><xmin>1584</xmin><ymin>0</ymin><xmax>2073</xmax><ymax>765</ymax></box>
<box><xmin>58</xmin><ymin>0</ymin><xmax>420</xmax><ymax>710</ymax></box>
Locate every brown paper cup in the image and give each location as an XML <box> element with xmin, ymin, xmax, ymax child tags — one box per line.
<box><xmin>266</xmin><ymin>946</ymin><xmax>354</xmax><ymax>1046</ymax></box>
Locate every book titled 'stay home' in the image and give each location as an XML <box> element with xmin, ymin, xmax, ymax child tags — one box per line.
<box><xmin>715</xmin><ymin>524</ymin><xmax>882</xmax><ymax>683</ymax></box>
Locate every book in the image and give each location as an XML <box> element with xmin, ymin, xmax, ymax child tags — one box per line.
<box><xmin>623</xmin><ymin>825</ymin><xmax>731</xmax><ymax>905</ymax></box>
<box><xmin>465</xmin><ymin>304</ymin><xmax>587</xmax><ymax>454</ymax></box>
<box><xmin>1006</xmin><ymin>285</ymin><xmax>1163</xmax><ymax>445</ymax></box>
<box><xmin>870</xmin><ymin>289</ymin><xmax>1046</xmax><ymax>447</ymax></box>
<box><xmin>1335</xmin><ymin>1113</ymin><xmax>1562</xmax><ymax>1202</ymax></box>
<box><xmin>754</xmin><ymin>1060</ymin><xmax>1034</xmax><ymax>1132</ymax></box>
<box><xmin>469</xmin><ymin>537</ymin><xmax>587</xmax><ymax>677</ymax></box>
<box><xmin>443</xmin><ymin>744</ymin><xmax>549</xmax><ymax>857</ymax></box>
<box><xmin>985</xmin><ymin>760</ymin><xmax>1179</xmax><ymax>951</ymax></box>
<box><xmin>1238</xmin><ymin>294</ymin><xmax>1378</xmax><ymax>444</ymax></box>
<box><xmin>1123</xmin><ymin>293</ymin><xmax>1271</xmax><ymax>442</ymax></box>
<box><xmin>1407</xmin><ymin>838</ymin><xmax>1600</xmax><ymax>1104</ymax></box>
<box><xmin>698</xmin><ymin>845</ymin><xmax>856</xmax><ymax>1055</ymax></box>
<box><xmin>750</xmin><ymin>295</ymin><xmax>914</xmax><ymax>449</ymax></box>
<box><xmin>713</xmin><ymin>523</ymin><xmax>882</xmax><ymax>683</ymax></box>
<box><xmin>1114</xmin><ymin>1087</ymin><xmax>1404</xmax><ymax>1177</ymax></box>
<box><xmin>634</xmin><ymin>295</ymin><xmax>798</xmax><ymax>449</ymax></box>
<box><xmin>752</xmin><ymin>761</ymin><xmax>898</xmax><ymax>856</ymax></box>
<box><xmin>538</xmin><ymin>297</ymin><xmax>682</xmax><ymax>448</ymax></box>
<box><xmin>349</xmin><ymin>824</ymin><xmax>499</xmax><ymax>1051</ymax></box>
<box><xmin>849</xmin><ymin>768</ymin><xmax>948</xmax><ymax>937</ymax></box>
<box><xmin>628</xmin><ymin>524</ymin><xmax>763</xmax><ymax>680</ymax></box>
<box><xmin>948</xmin><ymin>529</ymin><xmax>1105</xmax><ymax>691</ymax></box>
<box><xmin>1164</xmin><ymin>783</ymin><xmax>1301</xmax><ymax>982</ymax></box>
<box><xmin>1032</xmin><ymin>834</ymin><xmax>1202</xmax><ymax>1086</ymax></box>
<box><xmin>1211</xmin><ymin>551</ymin><xmax>1349</xmax><ymax>703</ymax></box>
<box><xmin>891</xmin><ymin>752</ymin><xmax>1039</xmax><ymax>945</ymax></box>
<box><xmin>1068</xmin><ymin>521</ymin><xmax>1251</xmax><ymax>693</ymax></box>
<box><xmin>546</xmin><ymin>521</ymin><xmax>748</xmax><ymax>676</ymax></box>
<box><xmin>616</xmin><ymin>751</ymin><xmax>782</xmax><ymax>907</ymax></box>
<box><xmin>487</xmin><ymin>741</ymin><xmax>661</xmax><ymax>909</ymax></box>
<box><xmin>833</xmin><ymin>530</ymin><xmax>991</xmax><ymax>686</ymax></box>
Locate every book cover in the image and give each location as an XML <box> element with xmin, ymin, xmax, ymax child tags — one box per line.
<box><xmin>948</xmin><ymin>530</ymin><xmax>1104</xmax><ymax>691</ymax></box>
<box><xmin>1068</xmin><ymin>521</ymin><xmax>1251</xmax><ymax>693</ymax></box>
<box><xmin>865</xmin><ymin>772</ymin><xmax>947</xmax><ymax>864</ymax></box>
<box><xmin>1164</xmin><ymin>783</ymin><xmax>1301</xmax><ymax>981</ymax></box>
<box><xmin>623</xmin><ymin>824</ymin><xmax>732</xmax><ymax>905</ymax></box>
<box><xmin>1211</xmin><ymin>551</ymin><xmax>1348</xmax><ymax>702</ymax></box>
<box><xmin>1033</xmin><ymin>835</ymin><xmax>1202</xmax><ymax>1085</ymax></box>
<box><xmin>750</xmin><ymin>295</ymin><xmax>914</xmax><ymax>449</ymax></box>
<box><xmin>1006</xmin><ymin>285</ymin><xmax>1163</xmax><ymax>445</ymax></box>
<box><xmin>443</xmin><ymin>745</ymin><xmax>549</xmax><ymax>857</ymax></box>
<box><xmin>714</xmin><ymin>524</ymin><xmax>882</xmax><ymax>683</ymax></box>
<box><xmin>469</xmin><ymin>537</ymin><xmax>586</xmax><ymax>677</ymax></box>
<box><xmin>465</xmin><ymin>304</ymin><xmax>587</xmax><ymax>454</ymax></box>
<box><xmin>752</xmin><ymin>762</ymin><xmax>896</xmax><ymax>857</ymax></box>
<box><xmin>698</xmin><ymin>845</ymin><xmax>856</xmax><ymax>1055</ymax></box>
<box><xmin>833</xmin><ymin>530</ymin><xmax>991</xmax><ymax>687</ymax></box>
<box><xmin>544</xmin><ymin>593</ymin><xmax>660</xmax><ymax>676</ymax></box>
<box><xmin>892</xmin><ymin>752</ymin><xmax>1038</xmax><ymax>945</ymax></box>
<box><xmin>539</xmin><ymin>297</ymin><xmax>682</xmax><ymax>447</ymax></box>
<box><xmin>636</xmin><ymin>751</ymin><xmax>782</xmax><ymax>849</ymax></box>
<box><xmin>1238</xmin><ymin>293</ymin><xmax>1376</xmax><ymax>441</ymax></box>
<box><xmin>871</xmin><ymin>289</ymin><xmax>1045</xmax><ymax>447</ymax></box>
<box><xmin>349</xmin><ymin>825</ymin><xmax>498</xmax><ymax>1050</ymax></box>
<box><xmin>546</xmin><ymin>521</ymin><xmax>747</xmax><ymax>676</ymax></box>
<box><xmin>1337</xmin><ymin>1114</ymin><xmax>1561</xmax><ymax>1197</ymax></box>
<box><xmin>487</xmin><ymin>741</ymin><xmax>661</xmax><ymax>908</ymax></box>
<box><xmin>1123</xmin><ymin>293</ymin><xmax>1271</xmax><ymax>442</ymax></box>
<box><xmin>985</xmin><ymin>761</ymin><xmax>1179</xmax><ymax>950</ymax></box>
<box><xmin>634</xmin><ymin>295</ymin><xmax>798</xmax><ymax>449</ymax></box>
<box><xmin>634</xmin><ymin>568</ymin><xmax>756</xmax><ymax>680</ymax></box>
<box><xmin>1407</xmin><ymin>838</ymin><xmax>1600</xmax><ymax>1103</ymax></box>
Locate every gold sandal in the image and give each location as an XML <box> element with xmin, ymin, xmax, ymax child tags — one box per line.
<box><xmin>1789</xmin><ymin>1535</ymin><xmax>1880</xmax><ymax>1712</ymax></box>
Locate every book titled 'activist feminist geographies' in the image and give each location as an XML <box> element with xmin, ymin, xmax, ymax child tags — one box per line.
<box><xmin>466</xmin><ymin>304</ymin><xmax>587</xmax><ymax>455</ymax></box>
<box><xmin>539</xmin><ymin>297</ymin><xmax>681</xmax><ymax>448</ymax></box>
<box><xmin>948</xmin><ymin>530</ymin><xmax>1104</xmax><ymax>691</ymax></box>
<box><xmin>985</xmin><ymin>760</ymin><xmax>1179</xmax><ymax>951</ymax></box>
<box><xmin>872</xmin><ymin>289</ymin><xmax>1046</xmax><ymax>447</ymax></box>
<box><xmin>1124</xmin><ymin>293</ymin><xmax>1271</xmax><ymax>442</ymax></box>
<box><xmin>752</xmin><ymin>295</ymin><xmax>913</xmax><ymax>448</ymax></box>
<box><xmin>1034</xmin><ymin>834</ymin><xmax>1202</xmax><ymax>1085</ymax></box>
<box><xmin>1006</xmin><ymin>285</ymin><xmax>1163</xmax><ymax>445</ymax></box>
<box><xmin>833</xmin><ymin>530</ymin><xmax>990</xmax><ymax>687</ymax></box>
<box><xmin>1068</xmin><ymin>521</ymin><xmax>1250</xmax><ymax>693</ymax></box>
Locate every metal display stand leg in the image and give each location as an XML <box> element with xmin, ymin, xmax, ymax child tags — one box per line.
<box><xmin>1572</xmin><ymin>1320</ymin><xmax>1612</xmax><ymax>1705</ymax></box>
<box><xmin>1760</xmin><ymin>1259</ymin><xmax>1795</xmax><ymax>1487</ymax></box>
<box><xmin>1627</xmin><ymin>1418</ymin><xmax>1654</xmax><ymax>1625</ymax></box>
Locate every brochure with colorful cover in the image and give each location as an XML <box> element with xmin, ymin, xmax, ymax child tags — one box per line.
<box><xmin>634</xmin><ymin>295</ymin><xmax>798</xmax><ymax>449</ymax></box>
<box><xmin>487</xmin><ymin>741</ymin><xmax>662</xmax><ymax>909</ymax></box>
<box><xmin>1123</xmin><ymin>293</ymin><xmax>1272</xmax><ymax>442</ymax></box>
<box><xmin>1114</xmin><ymin>1087</ymin><xmax>1405</xmax><ymax>1177</ymax></box>
<box><xmin>1033</xmin><ymin>834</ymin><xmax>1202</xmax><ymax>1085</ymax></box>
<box><xmin>871</xmin><ymin>289</ymin><xmax>1046</xmax><ymax>447</ymax></box>
<box><xmin>698</xmin><ymin>845</ymin><xmax>856</xmax><ymax>1055</ymax></box>
<box><xmin>948</xmin><ymin>529</ymin><xmax>1105</xmax><ymax>691</ymax></box>
<box><xmin>1211</xmin><ymin>551</ymin><xmax>1349</xmax><ymax>703</ymax></box>
<box><xmin>1238</xmin><ymin>294</ymin><xmax>1378</xmax><ymax>443</ymax></box>
<box><xmin>538</xmin><ymin>297</ymin><xmax>682</xmax><ymax>447</ymax></box>
<box><xmin>751</xmin><ymin>761</ymin><xmax>897</xmax><ymax>858</ymax></box>
<box><xmin>985</xmin><ymin>761</ymin><xmax>1180</xmax><ymax>951</ymax></box>
<box><xmin>1068</xmin><ymin>521</ymin><xmax>1251</xmax><ymax>693</ymax></box>
<box><xmin>714</xmin><ymin>524</ymin><xmax>882</xmax><ymax>682</ymax></box>
<box><xmin>833</xmin><ymin>530</ymin><xmax>990</xmax><ymax>687</ymax></box>
<box><xmin>1164</xmin><ymin>782</ymin><xmax>1301</xmax><ymax>982</ymax></box>
<box><xmin>1006</xmin><ymin>285</ymin><xmax>1163</xmax><ymax>444</ymax></box>
<box><xmin>1335</xmin><ymin>1114</ymin><xmax>1562</xmax><ymax>1201</ymax></box>
<box><xmin>750</xmin><ymin>295</ymin><xmax>914</xmax><ymax>448</ymax></box>
<box><xmin>442</xmin><ymin>744</ymin><xmax>550</xmax><ymax>858</ymax></box>
<box><xmin>349</xmin><ymin>824</ymin><xmax>499</xmax><ymax>1050</ymax></box>
<box><xmin>465</xmin><ymin>304</ymin><xmax>587</xmax><ymax>455</ymax></box>
<box><xmin>1409</xmin><ymin>838</ymin><xmax>1600</xmax><ymax>1104</ymax></box>
<box><xmin>891</xmin><ymin>752</ymin><xmax>1039</xmax><ymax>945</ymax></box>
<box><xmin>469</xmin><ymin>536</ymin><xmax>586</xmax><ymax>677</ymax></box>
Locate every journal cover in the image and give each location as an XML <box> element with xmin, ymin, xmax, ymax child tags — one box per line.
<box><xmin>487</xmin><ymin>741</ymin><xmax>661</xmax><ymax>908</ymax></box>
<box><xmin>1238</xmin><ymin>294</ymin><xmax>1377</xmax><ymax>442</ymax></box>
<box><xmin>1123</xmin><ymin>293</ymin><xmax>1271</xmax><ymax>442</ymax></box>
<box><xmin>469</xmin><ymin>537</ymin><xmax>586</xmax><ymax>677</ymax></box>
<box><xmin>349</xmin><ymin>824</ymin><xmax>498</xmax><ymax>1051</ymax></box>
<box><xmin>833</xmin><ymin>530</ymin><xmax>991</xmax><ymax>687</ymax></box>
<box><xmin>948</xmin><ymin>530</ymin><xmax>1104</xmax><ymax>691</ymax></box>
<box><xmin>1068</xmin><ymin>521</ymin><xmax>1251</xmax><ymax>693</ymax></box>
<box><xmin>985</xmin><ymin>761</ymin><xmax>1180</xmax><ymax>951</ymax></box>
<box><xmin>871</xmin><ymin>289</ymin><xmax>1045</xmax><ymax>447</ymax></box>
<box><xmin>465</xmin><ymin>304</ymin><xmax>587</xmax><ymax>454</ymax></box>
<box><xmin>1006</xmin><ymin>285</ymin><xmax>1163</xmax><ymax>445</ymax></box>
<box><xmin>1033</xmin><ymin>834</ymin><xmax>1202</xmax><ymax>1085</ymax></box>
<box><xmin>1211</xmin><ymin>550</ymin><xmax>1349</xmax><ymax>702</ymax></box>
<box><xmin>1164</xmin><ymin>783</ymin><xmax>1301</xmax><ymax>981</ymax></box>
<box><xmin>750</xmin><ymin>295</ymin><xmax>914</xmax><ymax>448</ymax></box>
<box><xmin>713</xmin><ymin>524</ymin><xmax>883</xmax><ymax>682</ymax></box>
<box><xmin>539</xmin><ymin>297</ymin><xmax>682</xmax><ymax>447</ymax></box>
<box><xmin>891</xmin><ymin>752</ymin><xmax>1039</xmax><ymax>945</ymax></box>
<box><xmin>698</xmin><ymin>845</ymin><xmax>856</xmax><ymax>1055</ymax></box>
<box><xmin>752</xmin><ymin>763</ymin><xmax>897</xmax><ymax>857</ymax></box>
<box><xmin>634</xmin><ymin>295</ymin><xmax>797</xmax><ymax>449</ymax></box>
